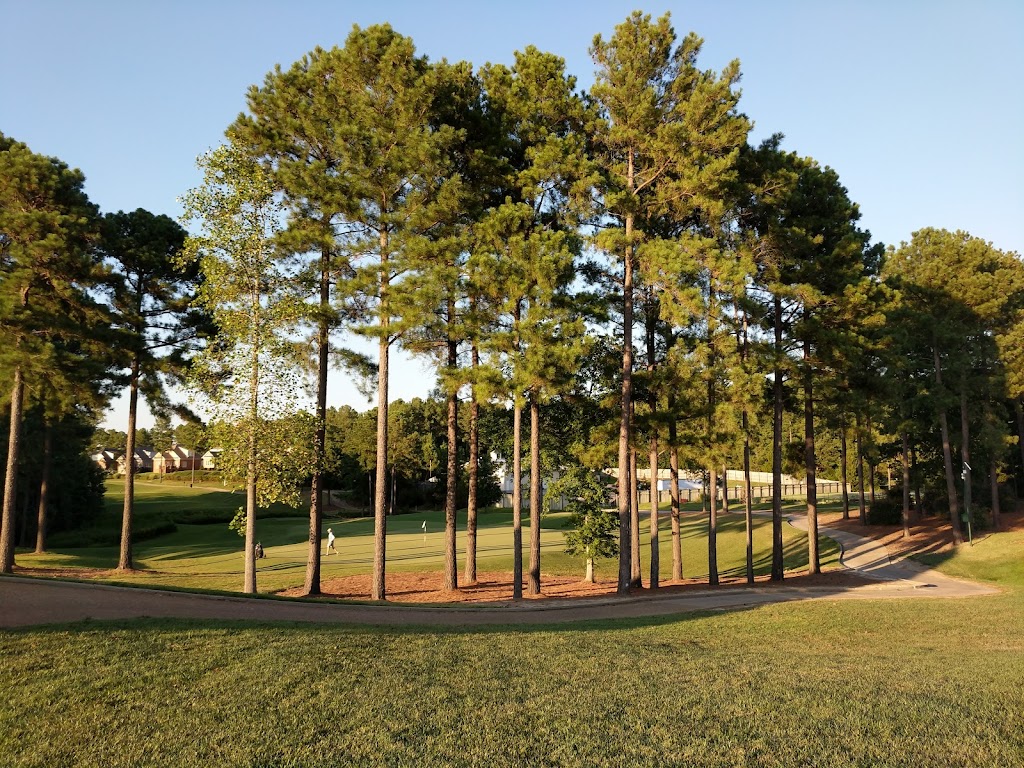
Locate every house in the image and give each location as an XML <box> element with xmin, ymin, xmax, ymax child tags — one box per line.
<box><xmin>152</xmin><ymin>444</ymin><xmax>200</xmax><ymax>474</ymax></box>
<box><xmin>490</xmin><ymin>452</ymin><xmax>564</xmax><ymax>509</ymax></box>
<box><xmin>200</xmin><ymin>448</ymin><xmax>223</xmax><ymax>470</ymax></box>
<box><xmin>115</xmin><ymin>448</ymin><xmax>155</xmax><ymax>474</ymax></box>
<box><xmin>90</xmin><ymin>449</ymin><xmax>121</xmax><ymax>473</ymax></box>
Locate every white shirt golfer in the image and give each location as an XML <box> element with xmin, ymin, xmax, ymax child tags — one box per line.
<box><xmin>326</xmin><ymin>528</ymin><xmax>337</xmax><ymax>555</ymax></box>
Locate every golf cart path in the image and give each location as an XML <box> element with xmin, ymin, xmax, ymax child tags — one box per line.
<box><xmin>0</xmin><ymin>517</ymin><xmax>997</xmax><ymax>629</ymax></box>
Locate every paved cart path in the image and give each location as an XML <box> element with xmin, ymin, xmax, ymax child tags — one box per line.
<box><xmin>0</xmin><ymin>517</ymin><xmax>997</xmax><ymax>629</ymax></box>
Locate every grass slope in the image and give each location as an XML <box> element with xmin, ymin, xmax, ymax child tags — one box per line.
<box><xmin>3</xmin><ymin>506</ymin><xmax>1023</xmax><ymax>766</ymax></box>
<box><xmin>1</xmin><ymin>536</ymin><xmax>1022</xmax><ymax>766</ymax></box>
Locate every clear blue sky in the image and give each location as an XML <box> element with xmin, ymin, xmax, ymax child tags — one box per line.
<box><xmin>3</xmin><ymin>0</ymin><xmax>1022</xmax><ymax>429</ymax></box>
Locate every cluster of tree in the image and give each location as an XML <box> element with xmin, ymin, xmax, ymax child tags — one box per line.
<box><xmin>176</xmin><ymin>12</ymin><xmax>1024</xmax><ymax>599</ymax></box>
<box><xmin>0</xmin><ymin>131</ymin><xmax>208</xmax><ymax>573</ymax></box>
<box><xmin>322</xmin><ymin>399</ymin><xmax>502</xmax><ymax>512</ymax></box>
<box><xmin>0</xmin><ymin>133</ymin><xmax>116</xmax><ymax>566</ymax></box>
<box><xmin>91</xmin><ymin>417</ymin><xmax>202</xmax><ymax>456</ymax></box>
<box><xmin>5</xmin><ymin>12</ymin><xmax>1021</xmax><ymax>600</ymax></box>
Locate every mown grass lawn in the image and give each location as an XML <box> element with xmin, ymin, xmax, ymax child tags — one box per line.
<box><xmin>2</xmin><ymin>533</ymin><xmax>1023</xmax><ymax>767</ymax></box>
<box><xmin>3</xmin><ymin>506</ymin><xmax>1024</xmax><ymax>766</ymax></box>
<box><xmin>16</xmin><ymin>481</ymin><xmax>839</xmax><ymax>593</ymax></box>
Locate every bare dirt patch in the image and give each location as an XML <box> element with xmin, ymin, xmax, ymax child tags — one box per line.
<box><xmin>277</xmin><ymin>568</ymin><xmax>870</xmax><ymax>604</ymax></box>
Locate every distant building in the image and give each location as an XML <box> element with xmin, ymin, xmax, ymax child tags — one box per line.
<box><xmin>115</xmin><ymin>448</ymin><xmax>155</xmax><ymax>474</ymax></box>
<box><xmin>152</xmin><ymin>445</ymin><xmax>200</xmax><ymax>474</ymax></box>
<box><xmin>200</xmin><ymin>448</ymin><xmax>223</xmax><ymax>470</ymax></box>
<box><xmin>90</xmin><ymin>449</ymin><xmax>121</xmax><ymax>473</ymax></box>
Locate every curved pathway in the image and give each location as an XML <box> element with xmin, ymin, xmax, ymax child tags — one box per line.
<box><xmin>0</xmin><ymin>518</ymin><xmax>997</xmax><ymax>629</ymax></box>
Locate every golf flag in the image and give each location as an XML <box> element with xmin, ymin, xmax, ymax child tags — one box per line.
<box><xmin>421</xmin><ymin>520</ymin><xmax>427</xmax><ymax>531</ymax></box>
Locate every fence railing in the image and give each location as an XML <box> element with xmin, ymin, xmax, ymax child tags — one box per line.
<box><xmin>500</xmin><ymin>482</ymin><xmax>850</xmax><ymax>510</ymax></box>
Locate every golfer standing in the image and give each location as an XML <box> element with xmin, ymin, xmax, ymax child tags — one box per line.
<box><xmin>326</xmin><ymin>527</ymin><xmax>337</xmax><ymax>555</ymax></box>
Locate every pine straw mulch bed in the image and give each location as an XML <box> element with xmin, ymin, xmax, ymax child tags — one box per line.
<box><xmin>818</xmin><ymin>508</ymin><xmax>1024</xmax><ymax>560</ymax></box>
<box><xmin>276</xmin><ymin>568</ymin><xmax>870</xmax><ymax>605</ymax></box>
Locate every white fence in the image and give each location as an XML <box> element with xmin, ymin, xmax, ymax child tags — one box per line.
<box><xmin>500</xmin><ymin>481</ymin><xmax>849</xmax><ymax>510</ymax></box>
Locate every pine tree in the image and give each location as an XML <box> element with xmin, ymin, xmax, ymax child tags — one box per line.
<box><xmin>99</xmin><ymin>208</ymin><xmax>199</xmax><ymax>570</ymax></box>
<box><xmin>591</xmin><ymin>11</ymin><xmax>748</xmax><ymax>593</ymax></box>
<box><xmin>885</xmin><ymin>229</ymin><xmax>1024</xmax><ymax>543</ymax></box>
<box><xmin>477</xmin><ymin>47</ymin><xmax>595</xmax><ymax>596</ymax></box>
<box><xmin>0</xmin><ymin>134</ymin><xmax>100</xmax><ymax>572</ymax></box>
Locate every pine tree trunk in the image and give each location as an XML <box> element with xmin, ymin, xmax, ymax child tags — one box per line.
<box><xmin>528</xmin><ymin>393</ymin><xmax>542</xmax><ymax>595</ymax></box>
<box><xmin>647</xmin><ymin>312</ymin><xmax>659</xmax><ymax>588</ymax></box>
<box><xmin>708</xmin><ymin>464</ymin><xmax>719</xmax><ymax>586</ymax></box>
<box><xmin>512</xmin><ymin>402</ymin><xmax>523</xmax><ymax>600</ymax></box>
<box><xmin>444</xmin><ymin>334</ymin><xmax>459</xmax><ymax>592</ymax></box>
<box><xmin>0</xmin><ymin>366</ymin><xmax>25</xmax><ymax>573</ymax></box>
<box><xmin>1016</xmin><ymin>401</ymin><xmax>1024</xmax><ymax>495</ymax></box>
<box><xmin>616</xmin><ymin>195</ymin><xmax>635</xmax><ymax>595</ymax></box>
<box><xmin>938</xmin><ymin>408</ymin><xmax>961</xmax><ymax>541</ymax></box>
<box><xmin>933</xmin><ymin>344</ymin><xmax>962</xmax><ymax>543</ymax></box>
<box><xmin>629</xmin><ymin>443</ymin><xmax>641</xmax><ymax>588</ymax></box>
<box><xmin>464</xmin><ymin>346</ymin><xmax>479</xmax><ymax>585</ymax></box>
<box><xmin>959</xmin><ymin>388</ymin><xmax>973</xmax><ymax>532</ymax></box>
<box><xmin>34</xmin><ymin>421</ymin><xmax>52</xmax><ymax>554</ymax></box>
<box><xmin>668</xmin><ymin>410</ymin><xmax>682</xmax><ymax>581</ymax></box>
<box><xmin>648</xmin><ymin>440</ymin><xmax>659</xmax><ymax>590</ymax></box>
<box><xmin>857</xmin><ymin>421</ymin><xmax>867</xmax><ymax>521</ymax></box>
<box><xmin>912</xmin><ymin>446</ymin><xmax>922</xmax><ymax>513</ymax></box>
<box><xmin>304</xmin><ymin>248</ymin><xmax>330</xmax><ymax>596</ymax></box>
<box><xmin>990</xmin><ymin>463</ymin><xmax>1001</xmax><ymax>531</ymax></box>
<box><xmin>771</xmin><ymin>295</ymin><xmax>784</xmax><ymax>581</ymax></box>
<box><xmin>901</xmin><ymin>430</ymin><xmax>912</xmax><ymax>539</ymax></box>
<box><xmin>804</xmin><ymin>336</ymin><xmax>819</xmax><ymax>575</ymax></box>
<box><xmin>868</xmin><ymin>412</ymin><xmax>877</xmax><ymax>505</ymax></box>
<box><xmin>721</xmin><ymin>464</ymin><xmax>730</xmax><ymax>513</ymax></box>
<box><xmin>742</xmin><ymin>410</ymin><xmax>754</xmax><ymax>585</ymax></box>
<box><xmin>372</xmin><ymin>235</ymin><xmax>390</xmax><ymax>600</ymax></box>
<box><xmin>390</xmin><ymin>468</ymin><xmax>396</xmax><ymax>514</ymax></box>
<box><xmin>118</xmin><ymin>358</ymin><xmax>140</xmax><ymax>571</ymax></box>
<box><xmin>741</xmin><ymin>310</ymin><xmax>753</xmax><ymax>584</ymax></box>
<box><xmin>840</xmin><ymin>418</ymin><xmax>850</xmax><ymax>520</ymax></box>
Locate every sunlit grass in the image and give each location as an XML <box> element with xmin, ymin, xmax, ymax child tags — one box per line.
<box><xmin>18</xmin><ymin>484</ymin><xmax>837</xmax><ymax>593</ymax></box>
<box><xmin>2</xmin><ymin>538</ymin><xmax>1022</xmax><ymax>767</ymax></box>
<box><xmin>4</xmin><ymin>491</ymin><xmax>1022</xmax><ymax>765</ymax></box>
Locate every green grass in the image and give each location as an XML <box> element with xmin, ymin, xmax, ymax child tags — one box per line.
<box><xmin>2</xmin><ymin>534</ymin><xmax>1023</xmax><ymax>766</ymax></box>
<box><xmin>17</xmin><ymin>482</ymin><xmax>836</xmax><ymax>593</ymax></box>
<box><xmin>3</xmin><ymin>496</ymin><xmax>1023</xmax><ymax>765</ymax></box>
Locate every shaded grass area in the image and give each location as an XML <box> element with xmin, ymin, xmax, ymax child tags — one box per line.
<box><xmin>48</xmin><ymin>480</ymin><xmax>304</xmax><ymax>548</ymax></box>
<box><xmin>2</xmin><ymin>540</ymin><xmax>1023</xmax><ymax>766</ymax></box>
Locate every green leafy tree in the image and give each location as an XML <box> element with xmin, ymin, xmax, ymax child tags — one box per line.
<box><xmin>591</xmin><ymin>11</ymin><xmax>748</xmax><ymax>593</ymax></box>
<box><xmin>173</xmin><ymin>421</ymin><xmax>207</xmax><ymax>453</ymax></box>
<box><xmin>315</xmin><ymin>25</ymin><xmax>463</xmax><ymax>601</ymax></box>
<box><xmin>91</xmin><ymin>428</ymin><xmax>128</xmax><ymax>453</ymax></box>
<box><xmin>0</xmin><ymin>134</ymin><xmax>101</xmax><ymax>572</ymax></box>
<box><xmin>30</xmin><ymin>341</ymin><xmax>111</xmax><ymax>552</ymax></box>
<box><xmin>740</xmin><ymin>139</ymin><xmax>879</xmax><ymax>575</ymax></box>
<box><xmin>99</xmin><ymin>208</ymin><xmax>199</xmax><ymax>569</ymax></box>
<box><xmin>477</xmin><ymin>46</ymin><xmax>595</xmax><ymax>597</ymax></box>
<box><xmin>885</xmin><ymin>229</ymin><xmax>1024</xmax><ymax>542</ymax></box>
<box><xmin>552</xmin><ymin>466</ymin><xmax>618</xmax><ymax>583</ymax></box>
<box><xmin>228</xmin><ymin>44</ymin><xmax>367</xmax><ymax>596</ymax></box>
<box><xmin>180</xmin><ymin>143</ymin><xmax>309</xmax><ymax>594</ymax></box>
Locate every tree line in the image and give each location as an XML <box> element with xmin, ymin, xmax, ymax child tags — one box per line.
<box><xmin>3</xmin><ymin>12</ymin><xmax>1022</xmax><ymax>599</ymax></box>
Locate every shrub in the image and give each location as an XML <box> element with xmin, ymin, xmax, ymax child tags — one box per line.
<box><xmin>866</xmin><ymin>497</ymin><xmax>903</xmax><ymax>525</ymax></box>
